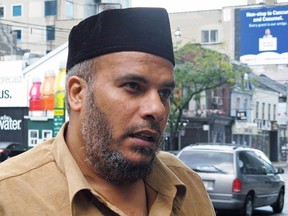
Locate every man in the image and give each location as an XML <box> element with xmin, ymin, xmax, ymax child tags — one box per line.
<box><xmin>0</xmin><ymin>8</ymin><xmax>215</xmax><ymax>216</ymax></box>
<box><xmin>263</xmin><ymin>28</ymin><xmax>273</xmax><ymax>38</ymax></box>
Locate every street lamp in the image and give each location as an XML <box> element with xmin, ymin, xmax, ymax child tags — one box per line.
<box><xmin>178</xmin><ymin>120</ymin><xmax>189</xmax><ymax>150</ymax></box>
<box><xmin>173</xmin><ymin>27</ymin><xmax>182</xmax><ymax>50</ymax></box>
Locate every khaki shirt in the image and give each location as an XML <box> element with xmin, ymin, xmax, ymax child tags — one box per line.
<box><xmin>0</xmin><ymin>123</ymin><xmax>215</xmax><ymax>216</ymax></box>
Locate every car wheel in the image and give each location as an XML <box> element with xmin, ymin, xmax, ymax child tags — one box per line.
<box><xmin>272</xmin><ymin>189</ymin><xmax>284</xmax><ymax>213</ymax></box>
<box><xmin>239</xmin><ymin>195</ymin><xmax>253</xmax><ymax>216</ymax></box>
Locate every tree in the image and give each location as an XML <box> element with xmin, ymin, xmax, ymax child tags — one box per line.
<box><xmin>166</xmin><ymin>43</ymin><xmax>243</xmax><ymax>150</ymax></box>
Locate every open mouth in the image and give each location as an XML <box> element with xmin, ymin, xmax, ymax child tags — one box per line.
<box><xmin>132</xmin><ymin>131</ymin><xmax>158</xmax><ymax>142</ymax></box>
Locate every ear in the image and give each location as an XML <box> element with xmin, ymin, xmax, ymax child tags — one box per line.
<box><xmin>67</xmin><ymin>76</ymin><xmax>87</xmax><ymax>112</ymax></box>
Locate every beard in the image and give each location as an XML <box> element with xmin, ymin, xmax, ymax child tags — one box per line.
<box><xmin>80</xmin><ymin>89</ymin><xmax>163</xmax><ymax>185</ymax></box>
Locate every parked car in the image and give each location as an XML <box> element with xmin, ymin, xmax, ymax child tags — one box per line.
<box><xmin>168</xmin><ymin>150</ymin><xmax>179</xmax><ymax>156</ymax></box>
<box><xmin>0</xmin><ymin>142</ymin><xmax>28</xmax><ymax>162</ymax></box>
<box><xmin>177</xmin><ymin>144</ymin><xmax>285</xmax><ymax>216</ymax></box>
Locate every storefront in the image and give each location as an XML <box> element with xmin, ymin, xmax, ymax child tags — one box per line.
<box><xmin>23</xmin><ymin>43</ymin><xmax>68</xmax><ymax>147</ymax></box>
<box><xmin>181</xmin><ymin>113</ymin><xmax>233</xmax><ymax>147</ymax></box>
<box><xmin>232</xmin><ymin>121</ymin><xmax>258</xmax><ymax>146</ymax></box>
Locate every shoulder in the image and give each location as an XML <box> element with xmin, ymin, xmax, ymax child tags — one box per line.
<box><xmin>157</xmin><ymin>151</ymin><xmax>191</xmax><ymax>170</ymax></box>
<box><xmin>0</xmin><ymin>139</ymin><xmax>72</xmax><ymax>215</ymax></box>
<box><xmin>157</xmin><ymin>151</ymin><xmax>216</xmax><ymax>215</ymax></box>
<box><xmin>157</xmin><ymin>151</ymin><xmax>201</xmax><ymax>180</ymax></box>
<box><xmin>157</xmin><ymin>151</ymin><xmax>184</xmax><ymax>167</ymax></box>
<box><xmin>0</xmin><ymin>139</ymin><xmax>55</xmax><ymax>181</ymax></box>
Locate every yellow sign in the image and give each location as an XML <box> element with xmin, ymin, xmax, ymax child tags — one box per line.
<box><xmin>54</xmin><ymin>109</ymin><xmax>64</xmax><ymax>116</ymax></box>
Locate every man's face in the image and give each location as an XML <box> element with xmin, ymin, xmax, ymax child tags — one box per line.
<box><xmin>80</xmin><ymin>52</ymin><xmax>175</xmax><ymax>185</ymax></box>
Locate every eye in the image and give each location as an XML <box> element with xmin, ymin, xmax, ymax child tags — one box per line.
<box><xmin>159</xmin><ymin>89</ymin><xmax>172</xmax><ymax>100</ymax></box>
<box><xmin>124</xmin><ymin>82</ymin><xmax>141</xmax><ymax>92</ymax></box>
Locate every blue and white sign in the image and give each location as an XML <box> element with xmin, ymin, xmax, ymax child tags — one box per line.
<box><xmin>239</xmin><ymin>6</ymin><xmax>288</xmax><ymax>65</ymax></box>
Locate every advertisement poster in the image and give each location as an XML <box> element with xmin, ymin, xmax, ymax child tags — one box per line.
<box><xmin>0</xmin><ymin>108</ymin><xmax>28</xmax><ymax>143</ymax></box>
<box><xmin>239</xmin><ymin>5</ymin><xmax>288</xmax><ymax>65</ymax></box>
<box><xmin>0</xmin><ymin>61</ymin><xmax>28</xmax><ymax>107</ymax></box>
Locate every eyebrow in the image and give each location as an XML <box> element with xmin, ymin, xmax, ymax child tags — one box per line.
<box><xmin>115</xmin><ymin>73</ymin><xmax>175</xmax><ymax>89</ymax></box>
<box><xmin>116</xmin><ymin>74</ymin><xmax>148</xmax><ymax>84</ymax></box>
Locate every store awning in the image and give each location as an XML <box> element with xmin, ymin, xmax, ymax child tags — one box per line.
<box><xmin>232</xmin><ymin>122</ymin><xmax>258</xmax><ymax>135</ymax></box>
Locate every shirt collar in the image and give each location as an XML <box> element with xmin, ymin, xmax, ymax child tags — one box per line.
<box><xmin>51</xmin><ymin>123</ymin><xmax>92</xmax><ymax>209</ymax></box>
<box><xmin>145</xmin><ymin>155</ymin><xmax>187</xmax><ymax>211</ymax></box>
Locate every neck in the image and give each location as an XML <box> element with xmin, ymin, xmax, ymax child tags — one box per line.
<box><xmin>88</xmin><ymin>176</ymin><xmax>148</xmax><ymax>216</ymax></box>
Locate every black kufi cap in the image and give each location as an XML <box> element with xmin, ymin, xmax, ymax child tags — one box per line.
<box><xmin>66</xmin><ymin>7</ymin><xmax>174</xmax><ymax>70</ymax></box>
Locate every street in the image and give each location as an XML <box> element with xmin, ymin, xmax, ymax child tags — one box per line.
<box><xmin>218</xmin><ymin>164</ymin><xmax>288</xmax><ymax>216</ymax></box>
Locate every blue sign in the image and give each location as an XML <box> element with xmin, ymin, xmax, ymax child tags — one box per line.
<box><xmin>239</xmin><ymin>6</ymin><xmax>288</xmax><ymax>65</ymax></box>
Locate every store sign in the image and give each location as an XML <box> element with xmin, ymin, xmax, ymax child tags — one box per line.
<box><xmin>53</xmin><ymin>109</ymin><xmax>65</xmax><ymax>137</ymax></box>
<box><xmin>232</xmin><ymin>122</ymin><xmax>258</xmax><ymax>135</ymax></box>
<box><xmin>236</xmin><ymin>111</ymin><xmax>247</xmax><ymax>120</ymax></box>
<box><xmin>0</xmin><ymin>115</ymin><xmax>22</xmax><ymax>130</ymax></box>
<box><xmin>277</xmin><ymin>102</ymin><xmax>287</xmax><ymax>125</ymax></box>
<box><xmin>0</xmin><ymin>76</ymin><xmax>28</xmax><ymax>107</ymax></box>
<box><xmin>0</xmin><ymin>108</ymin><xmax>28</xmax><ymax>143</ymax></box>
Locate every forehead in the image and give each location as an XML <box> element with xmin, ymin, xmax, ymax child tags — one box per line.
<box><xmin>93</xmin><ymin>51</ymin><xmax>174</xmax><ymax>81</ymax></box>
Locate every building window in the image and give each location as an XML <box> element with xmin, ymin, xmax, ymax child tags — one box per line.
<box><xmin>210</xmin><ymin>30</ymin><xmax>218</xmax><ymax>42</ymax></box>
<box><xmin>235</xmin><ymin>97</ymin><xmax>240</xmax><ymax>110</ymax></box>
<box><xmin>0</xmin><ymin>6</ymin><xmax>4</xmax><ymax>18</ymax></box>
<box><xmin>268</xmin><ymin>103</ymin><xmax>271</xmax><ymax>120</ymax></box>
<box><xmin>46</xmin><ymin>25</ymin><xmax>55</xmax><ymax>41</ymax></box>
<box><xmin>262</xmin><ymin>102</ymin><xmax>265</xmax><ymax>119</ymax></box>
<box><xmin>13</xmin><ymin>30</ymin><xmax>21</xmax><ymax>40</ymax></box>
<box><xmin>13</xmin><ymin>5</ymin><xmax>22</xmax><ymax>17</ymax></box>
<box><xmin>244</xmin><ymin>98</ymin><xmax>248</xmax><ymax>111</ymax></box>
<box><xmin>45</xmin><ymin>0</ymin><xmax>57</xmax><ymax>16</ymax></box>
<box><xmin>28</xmin><ymin>130</ymin><xmax>39</xmax><ymax>146</ymax></box>
<box><xmin>273</xmin><ymin>104</ymin><xmax>276</xmax><ymax>120</ymax></box>
<box><xmin>196</xmin><ymin>99</ymin><xmax>201</xmax><ymax>110</ymax></box>
<box><xmin>256</xmin><ymin>102</ymin><xmax>259</xmax><ymax>119</ymax></box>
<box><xmin>66</xmin><ymin>0</ymin><xmax>74</xmax><ymax>18</ymax></box>
<box><xmin>201</xmin><ymin>29</ymin><xmax>218</xmax><ymax>44</ymax></box>
<box><xmin>201</xmin><ymin>31</ymin><xmax>209</xmax><ymax>43</ymax></box>
<box><xmin>42</xmin><ymin>130</ymin><xmax>52</xmax><ymax>141</ymax></box>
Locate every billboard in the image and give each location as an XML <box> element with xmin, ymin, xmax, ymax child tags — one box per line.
<box><xmin>0</xmin><ymin>61</ymin><xmax>28</xmax><ymax>107</ymax></box>
<box><xmin>0</xmin><ymin>108</ymin><xmax>28</xmax><ymax>143</ymax></box>
<box><xmin>239</xmin><ymin>5</ymin><xmax>288</xmax><ymax>65</ymax></box>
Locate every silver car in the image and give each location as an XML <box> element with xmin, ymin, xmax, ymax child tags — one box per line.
<box><xmin>177</xmin><ymin>144</ymin><xmax>285</xmax><ymax>216</ymax></box>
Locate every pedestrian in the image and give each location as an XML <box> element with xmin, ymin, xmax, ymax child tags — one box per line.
<box><xmin>0</xmin><ymin>7</ymin><xmax>215</xmax><ymax>216</ymax></box>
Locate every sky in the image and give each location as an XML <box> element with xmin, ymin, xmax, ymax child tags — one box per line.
<box><xmin>131</xmin><ymin>0</ymin><xmax>288</xmax><ymax>12</ymax></box>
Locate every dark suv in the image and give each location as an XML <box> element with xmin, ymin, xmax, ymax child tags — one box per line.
<box><xmin>177</xmin><ymin>144</ymin><xmax>285</xmax><ymax>216</ymax></box>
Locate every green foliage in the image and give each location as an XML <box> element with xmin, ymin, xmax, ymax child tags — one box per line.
<box><xmin>167</xmin><ymin>43</ymin><xmax>245</xmax><ymax>149</ymax></box>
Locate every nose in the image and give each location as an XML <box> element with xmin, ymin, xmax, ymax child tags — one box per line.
<box><xmin>140</xmin><ymin>91</ymin><xmax>167</xmax><ymax>122</ymax></box>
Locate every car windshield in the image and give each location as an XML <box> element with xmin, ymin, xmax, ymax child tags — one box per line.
<box><xmin>178</xmin><ymin>150</ymin><xmax>234</xmax><ymax>174</ymax></box>
<box><xmin>0</xmin><ymin>143</ymin><xmax>9</xmax><ymax>148</ymax></box>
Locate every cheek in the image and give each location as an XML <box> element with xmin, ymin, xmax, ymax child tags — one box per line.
<box><xmin>96</xmin><ymin>90</ymin><xmax>125</xmax><ymax>115</ymax></box>
<box><xmin>104</xmin><ymin>99</ymin><xmax>135</xmax><ymax>129</ymax></box>
<box><xmin>161</xmin><ymin>112</ymin><xmax>170</xmax><ymax>128</ymax></box>
<box><xmin>114</xmin><ymin>102</ymin><xmax>136</xmax><ymax>124</ymax></box>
